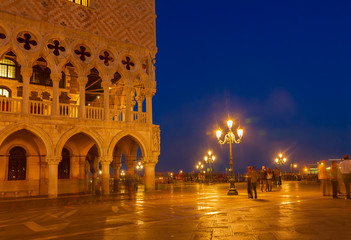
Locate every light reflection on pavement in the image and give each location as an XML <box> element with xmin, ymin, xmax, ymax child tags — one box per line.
<box><xmin>0</xmin><ymin>182</ymin><xmax>350</xmax><ymax>240</ymax></box>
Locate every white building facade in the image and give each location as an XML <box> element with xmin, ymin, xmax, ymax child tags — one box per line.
<box><xmin>0</xmin><ymin>0</ymin><xmax>160</xmax><ymax>197</ymax></box>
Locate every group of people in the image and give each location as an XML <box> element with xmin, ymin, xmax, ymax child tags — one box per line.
<box><xmin>246</xmin><ymin>165</ymin><xmax>282</xmax><ymax>199</ymax></box>
<box><xmin>318</xmin><ymin>155</ymin><xmax>351</xmax><ymax>199</ymax></box>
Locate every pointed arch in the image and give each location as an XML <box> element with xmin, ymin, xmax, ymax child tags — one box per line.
<box><xmin>0</xmin><ymin>123</ymin><xmax>54</xmax><ymax>156</ymax></box>
<box><xmin>55</xmin><ymin>127</ymin><xmax>105</xmax><ymax>157</ymax></box>
<box><xmin>107</xmin><ymin>130</ymin><xmax>150</xmax><ymax>159</ymax></box>
<box><xmin>0</xmin><ymin>45</ymin><xmax>27</xmax><ymax>67</ymax></box>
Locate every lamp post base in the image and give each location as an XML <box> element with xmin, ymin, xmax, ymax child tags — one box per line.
<box><xmin>227</xmin><ymin>188</ymin><xmax>238</xmax><ymax>195</ymax></box>
<box><xmin>227</xmin><ymin>178</ymin><xmax>238</xmax><ymax>195</ymax></box>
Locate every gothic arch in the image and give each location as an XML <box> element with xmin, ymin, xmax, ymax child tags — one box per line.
<box><xmin>55</xmin><ymin>127</ymin><xmax>105</xmax><ymax>157</ymax></box>
<box><xmin>0</xmin><ymin>45</ymin><xmax>28</xmax><ymax>67</ymax></box>
<box><xmin>107</xmin><ymin>130</ymin><xmax>149</xmax><ymax>159</ymax></box>
<box><xmin>0</xmin><ymin>123</ymin><xmax>53</xmax><ymax>156</ymax></box>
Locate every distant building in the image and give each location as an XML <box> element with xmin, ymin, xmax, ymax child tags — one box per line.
<box><xmin>0</xmin><ymin>0</ymin><xmax>159</xmax><ymax>197</ymax></box>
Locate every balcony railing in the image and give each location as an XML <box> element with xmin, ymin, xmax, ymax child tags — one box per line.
<box><xmin>0</xmin><ymin>98</ymin><xmax>148</xmax><ymax>124</ymax></box>
<box><xmin>132</xmin><ymin>112</ymin><xmax>147</xmax><ymax>123</ymax></box>
<box><xmin>86</xmin><ymin>106</ymin><xmax>103</xmax><ymax>120</ymax></box>
<box><xmin>59</xmin><ymin>103</ymin><xmax>79</xmax><ymax>118</ymax></box>
<box><xmin>110</xmin><ymin>109</ymin><xmax>125</xmax><ymax>122</ymax></box>
<box><xmin>0</xmin><ymin>97</ymin><xmax>21</xmax><ymax>113</ymax></box>
<box><xmin>29</xmin><ymin>100</ymin><xmax>51</xmax><ymax>116</ymax></box>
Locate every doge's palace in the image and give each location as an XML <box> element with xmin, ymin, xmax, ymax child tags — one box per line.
<box><xmin>0</xmin><ymin>0</ymin><xmax>160</xmax><ymax>198</ymax></box>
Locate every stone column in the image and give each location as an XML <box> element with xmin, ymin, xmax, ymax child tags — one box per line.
<box><xmin>126</xmin><ymin>156</ymin><xmax>136</xmax><ymax>176</ymax></box>
<box><xmin>39</xmin><ymin>161</ymin><xmax>48</xmax><ymax>195</ymax></box>
<box><xmin>78</xmin><ymin>76</ymin><xmax>88</xmax><ymax>119</ymax></box>
<box><xmin>20</xmin><ymin>67</ymin><xmax>32</xmax><ymax>114</ymax></box>
<box><xmin>47</xmin><ymin>156</ymin><xmax>61</xmax><ymax>198</ymax></box>
<box><xmin>78</xmin><ymin>156</ymin><xmax>88</xmax><ymax>193</ymax></box>
<box><xmin>145</xmin><ymin>89</ymin><xmax>155</xmax><ymax>124</ymax></box>
<box><xmin>102</xmin><ymin>81</ymin><xmax>111</xmax><ymax>121</ymax></box>
<box><xmin>136</xmin><ymin>96</ymin><xmax>144</xmax><ymax>113</ymax></box>
<box><xmin>112</xmin><ymin>162</ymin><xmax>121</xmax><ymax>192</ymax></box>
<box><xmin>144</xmin><ymin>161</ymin><xmax>157</xmax><ymax>192</ymax></box>
<box><xmin>125</xmin><ymin>86</ymin><xmax>132</xmax><ymax>122</ymax></box>
<box><xmin>100</xmin><ymin>157</ymin><xmax>112</xmax><ymax>195</ymax></box>
<box><xmin>51</xmin><ymin>73</ymin><xmax>61</xmax><ymax>116</ymax></box>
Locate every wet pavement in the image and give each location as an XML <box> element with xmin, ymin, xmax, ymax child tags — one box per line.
<box><xmin>0</xmin><ymin>181</ymin><xmax>350</xmax><ymax>240</ymax></box>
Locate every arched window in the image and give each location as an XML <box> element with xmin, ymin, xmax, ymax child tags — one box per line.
<box><xmin>30</xmin><ymin>65</ymin><xmax>52</xmax><ymax>86</ymax></box>
<box><xmin>0</xmin><ymin>58</ymin><xmax>17</xmax><ymax>79</ymax></box>
<box><xmin>68</xmin><ymin>0</ymin><xmax>89</xmax><ymax>7</ymax></box>
<box><xmin>0</xmin><ymin>87</ymin><xmax>10</xmax><ymax>97</ymax></box>
<box><xmin>8</xmin><ymin>147</ymin><xmax>26</xmax><ymax>181</ymax></box>
<box><xmin>58</xmin><ymin>148</ymin><xmax>70</xmax><ymax>179</ymax></box>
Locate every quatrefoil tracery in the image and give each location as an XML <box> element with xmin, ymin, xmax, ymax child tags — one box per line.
<box><xmin>122</xmin><ymin>56</ymin><xmax>135</xmax><ymax>70</ymax></box>
<box><xmin>17</xmin><ymin>33</ymin><xmax>37</xmax><ymax>50</ymax></box>
<box><xmin>74</xmin><ymin>46</ymin><xmax>91</xmax><ymax>61</ymax></box>
<box><xmin>99</xmin><ymin>51</ymin><xmax>114</xmax><ymax>66</ymax></box>
<box><xmin>47</xmin><ymin>40</ymin><xmax>66</xmax><ymax>56</ymax></box>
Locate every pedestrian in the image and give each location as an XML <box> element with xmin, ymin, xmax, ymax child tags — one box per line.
<box><xmin>251</xmin><ymin>166</ymin><xmax>258</xmax><ymax>199</ymax></box>
<box><xmin>266</xmin><ymin>168</ymin><xmax>273</xmax><ymax>192</ymax></box>
<box><xmin>259</xmin><ymin>166</ymin><xmax>267</xmax><ymax>192</ymax></box>
<box><xmin>339</xmin><ymin>155</ymin><xmax>351</xmax><ymax>199</ymax></box>
<box><xmin>246</xmin><ymin>166</ymin><xmax>253</xmax><ymax>199</ymax></box>
<box><xmin>318</xmin><ymin>160</ymin><xmax>329</xmax><ymax>196</ymax></box>
<box><xmin>330</xmin><ymin>160</ymin><xmax>339</xmax><ymax>199</ymax></box>
<box><xmin>125</xmin><ymin>172</ymin><xmax>135</xmax><ymax>200</ymax></box>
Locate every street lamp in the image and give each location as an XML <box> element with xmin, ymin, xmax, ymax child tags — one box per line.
<box><xmin>216</xmin><ymin>119</ymin><xmax>243</xmax><ymax>195</ymax></box>
<box><xmin>275</xmin><ymin>153</ymin><xmax>287</xmax><ymax>185</ymax></box>
<box><xmin>204</xmin><ymin>151</ymin><xmax>215</xmax><ymax>182</ymax></box>
<box><xmin>135</xmin><ymin>161</ymin><xmax>143</xmax><ymax>183</ymax></box>
<box><xmin>196</xmin><ymin>161</ymin><xmax>204</xmax><ymax>182</ymax></box>
<box><xmin>290</xmin><ymin>163</ymin><xmax>297</xmax><ymax>173</ymax></box>
<box><xmin>275</xmin><ymin>153</ymin><xmax>287</xmax><ymax>173</ymax></box>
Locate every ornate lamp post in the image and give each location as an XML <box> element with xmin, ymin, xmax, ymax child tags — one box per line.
<box><xmin>216</xmin><ymin>120</ymin><xmax>243</xmax><ymax>195</ymax></box>
<box><xmin>275</xmin><ymin>153</ymin><xmax>287</xmax><ymax>174</ymax></box>
<box><xmin>275</xmin><ymin>153</ymin><xmax>287</xmax><ymax>184</ymax></box>
<box><xmin>196</xmin><ymin>161</ymin><xmax>204</xmax><ymax>182</ymax></box>
<box><xmin>204</xmin><ymin>151</ymin><xmax>215</xmax><ymax>182</ymax></box>
<box><xmin>135</xmin><ymin>161</ymin><xmax>143</xmax><ymax>183</ymax></box>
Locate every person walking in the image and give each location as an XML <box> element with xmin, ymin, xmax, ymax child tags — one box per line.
<box><xmin>339</xmin><ymin>155</ymin><xmax>351</xmax><ymax>199</ymax></box>
<box><xmin>246</xmin><ymin>166</ymin><xmax>253</xmax><ymax>199</ymax></box>
<box><xmin>266</xmin><ymin>168</ymin><xmax>273</xmax><ymax>192</ymax></box>
<box><xmin>259</xmin><ymin>166</ymin><xmax>267</xmax><ymax>192</ymax></box>
<box><xmin>251</xmin><ymin>166</ymin><xmax>258</xmax><ymax>199</ymax></box>
<box><xmin>330</xmin><ymin>160</ymin><xmax>339</xmax><ymax>199</ymax></box>
<box><xmin>318</xmin><ymin>160</ymin><xmax>329</xmax><ymax>196</ymax></box>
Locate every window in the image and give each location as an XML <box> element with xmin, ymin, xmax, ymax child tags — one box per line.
<box><xmin>58</xmin><ymin>148</ymin><xmax>70</xmax><ymax>179</ymax></box>
<box><xmin>0</xmin><ymin>58</ymin><xmax>16</xmax><ymax>79</ymax></box>
<box><xmin>68</xmin><ymin>0</ymin><xmax>89</xmax><ymax>7</ymax></box>
<box><xmin>8</xmin><ymin>147</ymin><xmax>26</xmax><ymax>181</ymax></box>
<box><xmin>0</xmin><ymin>87</ymin><xmax>9</xmax><ymax>97</ymax></box>
<box><xmin>30</xmin><ymin>65</ymin><xmax>52</xmax><ymax>87</ymax></box>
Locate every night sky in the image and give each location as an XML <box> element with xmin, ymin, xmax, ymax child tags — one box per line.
<box><xmin>153</xmin><ymin>0</ymin><xmax>351</xmax><ymax>174</ymax></box>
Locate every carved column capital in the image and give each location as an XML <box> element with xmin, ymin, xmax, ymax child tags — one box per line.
<box><xmin>78</xmin><ymin>76</ymin><xmax>88</xmax><ymax>86</ymax></box>
<box><xmin>101</xmin><ymin>80</ymin><xmax>112</xmax><ymax>89</ymax></box>
<box><xmin>99</xmin><ymin>156</ymin><xmax>113</xmax><ymax>165</ymax></box>
<box><xmin>51</xmin><ymin>72</ymin><xmax>62</xmax><ymax>82</ymax></box>
<box><xmin>143</xmin><ymin>157</ymin><xmax>158</xmax><ymax>166</ymax></box>
<box><xmin>46</xmin><ymin>156</ymin><xmax>62</xmax><ymax>165</ymax></box>
<box><xmin>136</xmin><ymin>95</ymin><xmax>145</xmax><ymax>103</ymax></box>
<box><xmin>143</xmin><ymin>88</ymin><xmax>156</xmax><ymax>97</ymax></box>
<box><xmin>21</xmin><ymin>67</ymin><xmax>32</xmax><ymax>78</ymax></box>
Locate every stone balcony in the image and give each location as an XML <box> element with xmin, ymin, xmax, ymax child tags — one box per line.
<box><xmin>0</xmin><ymin>96</ymin><xmax>148</xmax><ymax>124</ymax></box>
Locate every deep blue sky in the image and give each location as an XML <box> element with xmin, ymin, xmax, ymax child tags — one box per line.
<box><xmin>153</xmin><ymin>0</ymin><xmax>351</xmax><ymax>173</ymax></box>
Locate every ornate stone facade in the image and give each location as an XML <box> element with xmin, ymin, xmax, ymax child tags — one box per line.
<box><xmin>0</xmin><ymin>0</ymin><xmax>160</xmax><ymax>198</ymax></box>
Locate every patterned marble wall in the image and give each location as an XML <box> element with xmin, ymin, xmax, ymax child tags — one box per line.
<box><xmin>0</xmin><ymin>0</ymin><xmax>156</xmax><ymax>50</ymax></box>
